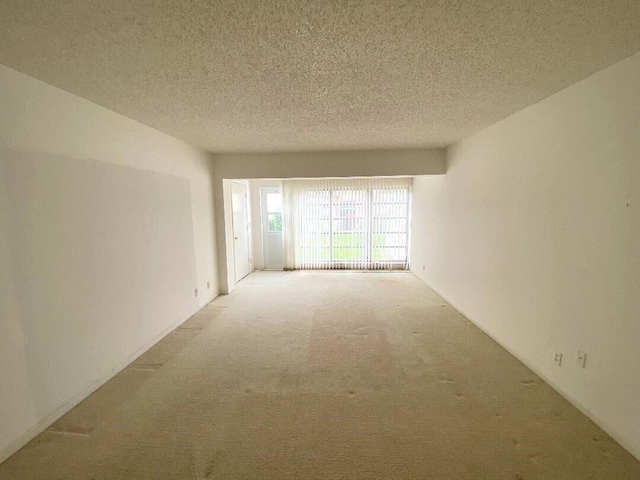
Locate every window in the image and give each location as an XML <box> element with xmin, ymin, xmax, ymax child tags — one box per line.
<box><xmin>266</xmin><ymin>192</ymin><xmax>282</xmax><ymax>232</ymax></box>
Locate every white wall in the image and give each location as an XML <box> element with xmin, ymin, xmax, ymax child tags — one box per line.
<box><xmin>249</xmin><ymin>179</ymin><xmax>283</xmax><ymax>270</ymax></box>
<box><xmin>0</xmin><ymin>65</ymin><xmax>218</xmax><ymax>462</ymax></box>
<box><xmin>410</xmin><ymin>52</ymin><xmax>640</xmax><ymax>459</ymax></box>
<box><xmin>214</xmin><ymin>149</ymin><xmax>445</xmax><ymax>180</ymax></box>
<box><xmin>214</xmin><ymin>148</ymin><xmax>446</xmax><ymax>292</ymax></box>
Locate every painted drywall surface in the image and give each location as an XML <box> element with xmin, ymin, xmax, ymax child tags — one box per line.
<box><xmin>0</xmin><ymin>154</ymin><xmax>198</xmax><ymax>455</ymax></box>
<box><xmin>0</xmin><ymin>65</ymin><xmax>217</xmax><ymax>299</ymax></box>
<box><xmin>249</xmin><ymin>180</ymin><xmax>283</xmax><ymax>270</ymax></box>
<box><xmin>410</xmin><ymin>52</ymin><xmax>640</xmax><ymax>459</ymax></box>
<box><xmin>213</xmin><ymin>148</ymin><xmax>445</xmax><ymax>293</ymax></box>
<box><xmin>215</xmin><ymin>148</ymin><xmax>445</xmax><ymax>179</ymax></box>
<box><xmin>0</xmin><ymin>66</ymin><xmax>218</xmax><ymax>461</ymax></box>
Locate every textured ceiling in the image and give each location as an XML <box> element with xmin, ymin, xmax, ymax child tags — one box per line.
<box><xmin>1</xmin><ymin>1</ymin><xmax>640</xmax><ymax>153</ymax></box>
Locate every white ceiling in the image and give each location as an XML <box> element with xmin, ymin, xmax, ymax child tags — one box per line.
<box><xmin>1</xmin><ymin>1</ymin><xmax>639</xmax><ymax>153</ymax></box>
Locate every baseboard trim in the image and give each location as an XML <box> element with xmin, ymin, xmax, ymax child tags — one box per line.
<box><xmin>410</xmin><ymin>271</ymin><xmax>640</xmax><ymax>462</ymax></box>
<box><xmin>0</xmin><ymin>290</ymin><xmax>219</xmax><ymax>465</ymax></box>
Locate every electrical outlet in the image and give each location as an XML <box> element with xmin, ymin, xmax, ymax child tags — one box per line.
<box><xmin>577</xmin><ymin>350</ymin><xmax>587</xmax><ymax>369</ymax></box>
<box><xmin>553</xmin><ymin>351</ymin><xmax>563</xmax><ymax>367</ymax></box>
<box><xmin>422</xmin><ymin>265</ymin><xmax>426</xmax><ymax>271</ymax></box>
<box><xmin>194</xmin><ymin>288</ymin><xmax>199</xmax><ymax>298</ymax></box>
<box><xmin>207</xmin><ymin>281</ymin><xmax>211</xmax><ymax>289</ymax></box>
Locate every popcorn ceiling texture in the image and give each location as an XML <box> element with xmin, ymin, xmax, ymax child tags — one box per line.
<box><xmin>1</xmin><ymin>0</ymin><xmax>639</xmax><ymax>153</ymax></box>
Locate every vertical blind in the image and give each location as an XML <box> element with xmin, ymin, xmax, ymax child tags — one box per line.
<box><xmin>282</xmin><ymin>177</ymin><xmax>412</xmax><ymax>270</ymax></box>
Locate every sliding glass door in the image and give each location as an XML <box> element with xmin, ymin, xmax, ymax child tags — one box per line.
<box><xmin>371</xmin><ymin>186</ymin><xmax>410</xmax><ymax>265</ymax></box>
<box><xmin>283</xmin><ymin>177</ymin><xmax>411</xmax><ymax>270</ymax></box>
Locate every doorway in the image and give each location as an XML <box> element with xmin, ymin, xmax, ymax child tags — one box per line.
<box><xmin>260</xmin><ymin>188</ymin><xmax>284</xmax><ymax>269</ymax></box>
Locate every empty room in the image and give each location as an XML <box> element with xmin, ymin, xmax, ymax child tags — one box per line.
<box><xmin>1</xmin><ymin>1</ymin><xmax>639</xmax><ymax>479</ymax></box>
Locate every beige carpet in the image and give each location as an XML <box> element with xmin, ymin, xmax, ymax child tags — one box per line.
<box><xmin>1</xmin><ymin>271</ymin><xmax>639</xmax><ymax>479</ymax></box>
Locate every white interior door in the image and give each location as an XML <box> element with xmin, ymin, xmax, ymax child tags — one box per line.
<box><xmin>231</xmin><ymin>181</ymin><xmax>251</xmax><ymax>283</ymax></box>
<box><xmin>261</xmin><ymin>188</ymin><xmax>284</xmax><ymax>269</ymax></box>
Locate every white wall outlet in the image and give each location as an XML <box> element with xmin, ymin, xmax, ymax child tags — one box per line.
<box><xmin>577</xmin><ymin>350</ymin><xmax>587</xmax><ymax>368</ymax></box>
<box><xmin>207</xmin><ymin>281</ymin><xmax>211</xmax><ymax>289</ymax></box>
<box><xmin>194</xmin><ymin>288</ymin><xmax>199</xmax><ymax>298</ymax></box>
<box><xmin>554</xmin><ymin>351</ymin><xmax>563</xmax><ymax>367</ymax></box>
<box><xmin>422</xmin><ymin>265</ymin><xmax>426</xmax><ymax>271</ymax></box>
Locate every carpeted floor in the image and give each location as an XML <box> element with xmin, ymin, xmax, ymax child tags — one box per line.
<box><xmin>1</xmin><ymin>271</ymin><xmax>639</xmax><ymax>479</ymax></box>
